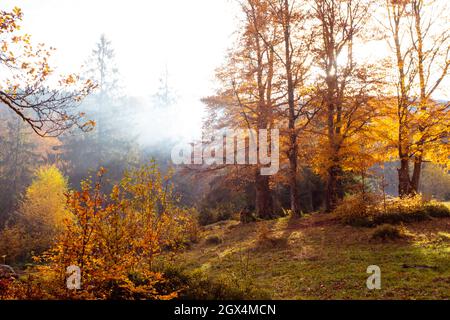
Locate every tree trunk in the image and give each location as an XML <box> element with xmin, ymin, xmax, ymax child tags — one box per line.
<box><xmin>398</xmin><ymin>158</ymin><xmax>412</xmax><ymax>197</ymax></box>
<box><xmin>410</xmin><ymin>1</ymin><xmax>425</xmax><ymax>196</ymax></box>
<box><xmin>282</xmin><ymin>0</ymin><xmax>300</xmax><ymax>216</ymax></box>
<box><xmin>326</xmin><ymin>163</ymin><xmax>343</xmax><ymax>212</ymax></box>
<box><xmin>411</xmin><ymin>156</ymin><xmax>422</xmax><ymax>193</ymax></box>
<box><xmin>255</xmin><ymin>172</ymin><xmax>274</xmax><ymax>219</ymax></box>
<box><xmin>288</xmin><ymin>146</ymin><xmax>300</xmax><ymax>215</ymax></box>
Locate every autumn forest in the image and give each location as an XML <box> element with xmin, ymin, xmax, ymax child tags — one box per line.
<box><xmin>0</xmin><ymin>0</ymin><xmax>449</xmax><ymax>301</ymax></box>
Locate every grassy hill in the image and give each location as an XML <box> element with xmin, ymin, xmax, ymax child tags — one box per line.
<box><xmin>171</xmin><ymin>210</ymin><xmax>450</xmax><ymax>300</ymax></box>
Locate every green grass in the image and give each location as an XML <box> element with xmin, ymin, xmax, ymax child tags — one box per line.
<box><xmin>172</xmin><ymin>214</ymin><xmax>450</xmax><ymax>300</ymax></box>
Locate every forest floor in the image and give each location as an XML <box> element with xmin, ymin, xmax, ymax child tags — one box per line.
<box><xmin>174</xmin><ymin>207</ymin><xmax>450</xmax><ymax>300</ymax></box>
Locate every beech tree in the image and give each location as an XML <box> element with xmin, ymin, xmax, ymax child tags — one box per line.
<box><xmin>266</xmin><ymin>0</ymin><xmax>318</xmax><ymax>216</ymax></box>
<box><xmin>311</xmin><ymin>0</ymin><xmax>380</xmax><ymax>211</ymax></box>
<box><xmin>203</xmin><ymin>0</ymin><xmax>283</xmax><ymax>219</ymax></box>
<box><xmin>384</xmin><ymin>0</ymin><xmax>450</xmax><ymax>196</ymax></box>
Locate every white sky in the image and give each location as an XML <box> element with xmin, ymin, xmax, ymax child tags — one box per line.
<box><xmin>11</xmin><ymin>0</ymin><xmax>238</xmax><ymax>96</ymax></box>
<box><xmin>3</xmin><ymin>1</ymin><xmax>448</xmax><ymax>142</ymax></box>
<box><xmin>8</xmin><ymin>0</ymin><xmax>240</xmax><ymax>142</ymax></box>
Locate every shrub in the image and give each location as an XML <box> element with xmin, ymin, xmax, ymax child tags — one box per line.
<box><xmin>240</xmin><ymin>209</ymin><xmax>257</xmax><ymax>224</ymax></box>
<box><xmin>424</xmin><ymin>203</ymin><xmax>450</xmax><ymax>218</ymax></box>
<box><xmin>184</xmin><ymin>212</ymin><xmax>202</xmax><ymax>245</ymax></box>
<box><xmin>0</xmin><ymin>166</ymin><xmax>69</xmax><ymax>264</ymax></box>
<box><xmin>199</xmin><ymin>203</ymin><xmax>238</xmax><ymax>226</ymax></box>
<box><xmin>164</xmin><ymin>208</ymin><xmax>201</xmax><ymax>249</ymax></box>
<box><xmin>371</xmin><ymin>224</ymin><xmax>405</xmax><ymax>241</ymax></box>
<box><xmin>335</xmin><ymin>194</ymin><xmax>450</xmax><ymax>227</ymax></box>
<box><xmin>334</xmin><ymin>193</ymin><xmax>379</xmax><ymax>227</ymax></box>
<box><xmin>372</xmin><ymin>211</ymin><xmax>427</xmax><ymax>225</ymax></box>
<box><xmin>373</xmin><ymin>197</ymin><xmax>450</xmax><ymax>225</ymax></box>
<box><xmin>198</xmin><ymin>209</ymin><xmax>217</xmax><ymax>226</ymax></box>
<box><xmin>29</xmin><ymin>163</ymin><xmax>199</xmax><ymax>300</ymax></box>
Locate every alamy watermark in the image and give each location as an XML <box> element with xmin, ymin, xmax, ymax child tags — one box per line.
<box><xmin>171</xmin><ymin>129</ymin><xmax>279</xmax><ymax>176</ymax></box>
<box><xmin>66</xmin><ymin>265</ymin><xmax>81</xmax><ymax>290</ymax></box>
<box><xmin>366</xmin><ymin>265</ymin><xmax>381</xmax><ymax>290</ymax></box>
<box><xmin>65</xmin><ymin>263</ymin><xmax>381</xmax><ymax>292</ymax></box>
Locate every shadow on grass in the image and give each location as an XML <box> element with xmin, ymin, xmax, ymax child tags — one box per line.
<box><xmin>184</xmin><ymin>215</ymin><xmax>450</xmax><ymax>299</ymax></box>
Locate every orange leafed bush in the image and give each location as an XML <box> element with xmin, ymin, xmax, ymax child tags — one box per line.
<box><xmin>19</xmin><ymin>162</ymin><xmax>199</xmax><ymax>300</ymax></box>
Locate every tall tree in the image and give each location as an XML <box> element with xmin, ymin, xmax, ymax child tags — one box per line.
<box><xmin>152</xmin><ymin>65</ymin><xmax>177</xmax><ymax>109</ymax></box>
<box><xmin>386</xmin><ymin>0</ymin><xmax>414</xmax><ymax>196</ymax></box>
<box><xmin>266</xmin><ymin>0</ymin><xmax>317</xmax><ymax>215</ymax></box>
<box><xmin>311</xmin><ymin>0</ymin><xmax>379</xmax><ymax>211</ymax></box>
<box><xmin>203</xmin><ymin>0</ymin><xmax>283</xmax><ymax>219</ymax></box>
<box><xmin>384</xmin><ymin>0</ymin><xmax>450</xmax><ymax>196</ymax></box>
<box><xmin>61</xmin><ymin>35</ymin><xmax>140</xmax><ymax>187</ymax></box>
<box><xmin>408</xmin><ymin>0</ymin><xmax>450</xmax><ymax>192</ymax></box>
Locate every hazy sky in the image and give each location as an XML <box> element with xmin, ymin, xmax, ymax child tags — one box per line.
<box><xmin>12</xmin><ymin>0</ymin><xmax>238</xmax><ymax>95</ymax></box>
<box><xmin>9</xmin><ymin>0</ymin><xmax>240</xmax><ymax>141</ymax></box>
<box><xmin>4</xmin><ymin>1</ymin><xmax>448</xmax><ymax>142</ymax></box>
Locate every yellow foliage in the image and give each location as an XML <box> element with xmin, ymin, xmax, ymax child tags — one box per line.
<box><xmin>22</xmin><ymin>166</ymin><xmax>70</xmax><ymax>231</ymax></box>
<box><xmin>32</xmin><ymin>162</ymin><xmax>198</xmax><ymax>300</ymax></box>
<box><xmin>0</xmin><ymin>166</ymin><xmax>69</xmax><ymax>263</ymax></box>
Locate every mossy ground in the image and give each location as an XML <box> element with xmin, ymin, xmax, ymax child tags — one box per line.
<box><xmin>173</xmin><ymin>206</ymin><xmax>450</xmax><ymax>300</ymax></box>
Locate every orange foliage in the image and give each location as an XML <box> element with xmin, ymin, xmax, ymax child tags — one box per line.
<box><xmin>4</xmin><ymin>162</ymin><xmax>198</xmax><ymax>300</ymax></box>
